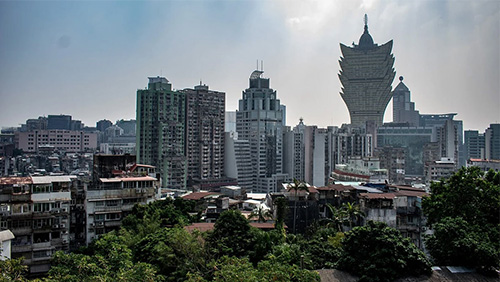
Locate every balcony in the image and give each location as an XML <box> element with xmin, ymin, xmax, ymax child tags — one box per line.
<box><xmin>12</xmin><ymin>244</ymin><xmax>32</xmax><ymax>253</ymax></box>
<box><xmin>104</xmin><ymin>220</ymin><xmax>122</xmax><ymax>227</ymax></box>
<box><xmin>32</xmin><ymin>241</ymin><xmax>51</xmax><ymax>250</ymax></box>
<box><xmin>94</xmin><ymin>206</ymin><xmax>122</xmax><ymax>212</ymax></box>
<box><xmin>396</xmin><ymin>206</ymin><xmax>418</xmax><ymax>214</ymax></box>
<box><xmin>11</xmin><ymin>193</ymin><xmax>31</xmax><ymax>202</ymax></box>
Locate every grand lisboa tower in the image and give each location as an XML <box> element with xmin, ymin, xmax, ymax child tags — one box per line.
<box><xmin>338</xmin><ymin>15</ymin><xmax>396</xmax><ymax>127</ymax></box>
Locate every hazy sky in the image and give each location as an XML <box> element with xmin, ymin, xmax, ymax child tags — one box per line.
<box><xmin>1</xmin><ymin>0</ymin><xmax>498</xmax><ymax>131</ymax></box>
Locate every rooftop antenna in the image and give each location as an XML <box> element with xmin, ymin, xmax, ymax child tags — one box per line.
<box><xmin>261</xmin><ymin>60</ymin><xmax>263</xmax><ymax>71</ymax></box>
<box><xmin>364</xmin><ymin>14</ymin><xmax>368</xmax><ymax>26</ymax></box>
<box><xmin>256</xmin><ymin>60</ymin><xmax>259</xmax><ymax>70</ymax></box>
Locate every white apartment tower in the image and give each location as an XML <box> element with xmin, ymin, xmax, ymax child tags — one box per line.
<box><xmin>236</xmin><ymin>70</ymin><xmax>288</xmax><ymax>193</ymax></box>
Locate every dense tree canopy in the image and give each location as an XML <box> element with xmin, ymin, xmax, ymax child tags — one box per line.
<box><xmin>423</xmin><ymin>167</ymin><xmax>500</xmax><ymax>227</ymax></box>
<box><xmin>338</xmin><ymin>221</ymin><xmax>431</xmax><ymax>282</ymax></box>
<box><xmin>423</xmin><ymin>167</ymin><xmax>500</xmax><ymax>270</ymax></box>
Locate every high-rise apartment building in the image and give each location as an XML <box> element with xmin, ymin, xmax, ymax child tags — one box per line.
<box><xmin>485</xmin><ymin>124</ymin><xmax>500</xmax><ymax>160</ymax></box>
<box><xmin>338</xmin><ymin>15</ymin><xmax>395</xmax><ymax>127</ymax></box>
<box><xmin>181</xmin><ymin>83</ymin><xmax>226</xmax><ymax>187</ymax></box>
<box><xmin>236</xmin><ymin>70</ymin><xmax>288</xmax><ymax>193</ymax></box>
<box><xmin>330</xmin><ymin>125</ymin><xmax>374</xmax><ymax>165</ymax></box>
<box><xmin>224</xmin><ymin>132</ymin><xmax>253</xmax><ymax>191</ymax></box>
<box><xmin>136</xmin><ymin>77</ymin><xmax>187</xmax><ymax>189</ymax></box>
<box><xmin>392</xmin><ymin>76</ymin><xmax>419</xmax><ymax>126</ymax></box>
<box><xmin>464</xmin><ymin>130</ymin><xmax>485</xmax><ymax>160</ymax></box>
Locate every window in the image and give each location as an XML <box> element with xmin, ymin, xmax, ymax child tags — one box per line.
<box><xmin>33</xmin><ymin>185</ymin><xmax>51</xmax><ymax>193</ymax></box>
<box><xmin>34</xmin><ymin>203</ymin><xmax>50</xmax><ymax>212</ymax></box>
<box><xmin>106</xmin><ymin>200</ymin><xmax>120</xmax><ymax>206</ymax></box>
<box><xmin>94</xmin><ymin>214</ymin><xmax>105</xmax><ymax>222</ymax></box>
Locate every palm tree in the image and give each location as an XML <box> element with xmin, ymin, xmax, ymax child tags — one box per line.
<box><xmin>287</xmin><ymin>178</ymin><xmax>308</xmax><ymax>233</ymax></box>
<box><xmin>248</xmin><ymin>205</ymin><xmax>272</xmax><ymax>223</ymax></box>
<box><xmin>325</xmin><ymin>203</ymin><xmax>347</xmax><ymax>232</ymax></box>
<box><xmin>342</xmin><ymin>202</ymin><xmax>365</xmax><ymax>230</ymax></box>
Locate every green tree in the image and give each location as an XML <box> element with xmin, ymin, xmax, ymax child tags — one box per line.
<box><xmin>338</xmin><ymin>221</ymin><xmax>431</xmax><ymax>282</ymax></box>
<box><xmin>185</xmin><ymin>256</ymin><xmax>320</xmax><ymax>282</ymax></box>
<box><xmin>287</xmin><ymin>178</ymin><xmax>308</xmax><ymax>233</ymax></box>
<box><xmin>0</xmin><ymin>257</ymin><xmax>28</xmax><ymax>282</ymax></box>
<box><xmin>324</xmin><ymin>203</ymin><xmax>346</xmax><ymax>232</ymax></box>
<box><xmin>47</xmin><ymin>232</ymin><xmax>162</xmax><ymax>281</ymax></box>
<box><xmin>423</xmin><ymin>167</ymin><xmax>500</xmax><ymax>227</ymax></box>
<box><xmin>422</xmin><ymin>167</ymin><xmax>500</xmax><ymax>270</ymax></box>
<box><xmin>248</xmin><ymin>206</ymin><xmax>272</xmax><ymax>223</ymax></box>
<box><xmin>341</xmin><ymin>202</ymin><xmax>364</xmax><ymax>230</ymax></box>
<box><xmin>273</xmin><ymin>196</ymin><xmax>288</xmax><ymax>238</ymax></box>
<box><xmin>207</xmin><ymin>209</ymin><xmax>253</xmax><ymax>258</ymax></box>
<box><xmin>133</xmin><ymin>227</ymin><xmax>207</xmax><ymax>281</ymax></box>
<box><xmin>425</xmin><ymin>217</ymin><xmax>499</xmax><ymax>270</ymax></box>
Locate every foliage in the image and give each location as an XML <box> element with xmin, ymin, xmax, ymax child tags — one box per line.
<box><xmin>425</xmin><ymin>217</ymin><xmax>499</xmax><ymax>269</ymax></box>
<box><xmin>248</xmin><ymin>206</ymin><xmax>272</xmax><ymax>223</ymax></box>
<box><xmin>247</xmin><ymin>228</ymin><xmax>284</xmax><ymax>265</ymax></box>
<box><xmin>0</xmin><ymin>257</ymin><xmax>28</xmax><ymax>282</ymax></box>
<box><xmin>206</xmin><ymin>209</ymin><xmax>253</xmax><ymax>258</ymax></box>
<box><xmin>422</xmin><ymin>167</ymin><xmax>500</xmax><ymax>269</ymax></box>
<box><xmin>287</xmin><ymin>178</ymin><xmax>309</xmax><ymax>233</ymax></box>
<box><xmin>324</xmin><ymin>203</ymin><xmax>346</xmax><ymax>232</ymax></box>
<box><xmin>133</xmin><ymin>227</ymin><xmax>208</xmax><ymax>281</ymax></box>
<box><xmin>273</xmin><ymin>196</ymin><xmax>288</xmax><ymax>238</ymax></box>
<box><xmin>46</xmin><ymin>233</ymin><xmax>162</xmax><ymax>281</ymax></box>
<box><xmin>341</xmin><ymin>202</ymin><xmax>365</xmax><ymax>230</ymax></box>
<box><xmin>266</xmin><ymin>242</ymin><xmax>313</xmax><ymax>269</ymax></box>
<box><xmin>122</xmin><ymin>198</ymin><xmax>197</xmax><ymax>232</ymax></box>
<box><xmin>338</xmin><ymin>221</ymin><xmax>431</xmax><ymax>282</ymax></box>
<box><xmin>185</xmin><ymin>256</ymin><xmax>320</xmax><ymax>282</ymax></box>
<box><xmin>423</xmin><ymin>167</ymin><xmax>500</xmax><ymax>227</ymax></box>
<box><xmin>302</xmin><ymin>226</ymin><xmax>343</xmax><ymax>269</ymax></box>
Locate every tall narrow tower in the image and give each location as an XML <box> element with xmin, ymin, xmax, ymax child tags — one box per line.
<box><xmin>338</xmin><ymin>15</ymin><xmax>396</xmax><ymax>127</ymax></box>
<box><xmin>181</xmin><ymin>83</ymin><xmax>226</xmax><ymax>183</ymax></box>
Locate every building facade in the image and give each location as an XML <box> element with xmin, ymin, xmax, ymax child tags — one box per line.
<box><xmin>338</xmin><ymin>15</ymin><xmax>395</xmax><ymax>127</ymax></box>
<box><xmin>464</xmin><ymin>130</ymin><xmax>485</xmax><ymax>160</ymax></box>
<box><xmin>0</xmin><ymin>176</ymin><xmax>74</xmax><ymax>275</ymax></box>
<box><xmin>136</xmin><ymin>77</ymin><xmax>187</xmax><ymax>189</ymax></box>
<box><xmin>224</xmin><ymin>132</ymin><xmax>253</xmax><ymax>191</ymax></box>
<box><xmin>236</xmin><ymin>70</ymin><xmax>288</xmax><ymax>193</ymax></box>
<box><xmin>485</xmin><ymin>124</ymin><xmax>500</xmax><ymax>160</ymax></box>
<box><xmin>16</xmin><ymin>130</ymin><xmax>97</xmax><ymax>153</ymax></box>
<box><xmin>392</xmin><ymin>76</ymin><xmax>419</xmax><ymax>126</ymax></box>
<box><xmin>181</xmin><ymin>84</ymin><xmax>226</xmax><ymax>187</ymax></box>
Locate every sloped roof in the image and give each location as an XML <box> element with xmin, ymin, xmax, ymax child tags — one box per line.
<box><xmin>182</xmin><ymin>192</ymin><xmax>220</xmax><ymax>201</ymax></box>
<box><xmin>359</xmin><ymin>193</ymin><xmax>395</xmax><ymax>199</ymax></box>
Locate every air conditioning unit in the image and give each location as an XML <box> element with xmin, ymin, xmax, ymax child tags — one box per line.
<box><xmin>52</xmin><ymin>224</ymin><xmax>59</xmax><ymax>228</ymax></box>
<box><xmin>60</xmin><ymin>224</ymin><xmax>66</xmax><ymax>228</ymax></box>
<box><xmin>90</xmin><ymin>223</ymin><xmax>95</xmax><ymax>227</ymax></box>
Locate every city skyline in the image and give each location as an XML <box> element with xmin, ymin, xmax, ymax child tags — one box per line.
<box><xmin>0</xmin><ymin>0</ymin><xmax>498</xmax><ymax>131</ymax></box>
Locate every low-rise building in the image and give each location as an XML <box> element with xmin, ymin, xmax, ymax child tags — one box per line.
<box><xmin>0</xmin><ymin>175</ymin><xmax>75</xmax><ymax>275</ymax></box>
<box><xmin>85</xmin><ymin>164</ymin><xmax>159</xmax><ymax>244</ymax></box>
<box><xmin>425</xmin><ymin>157</ymin><xmax>456</xmax><ymax>183</ymax></box>
<box><xmin>16</xmin><ymin>130</ymin><xmax>97</xmax><ymax>153</ymax></box>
